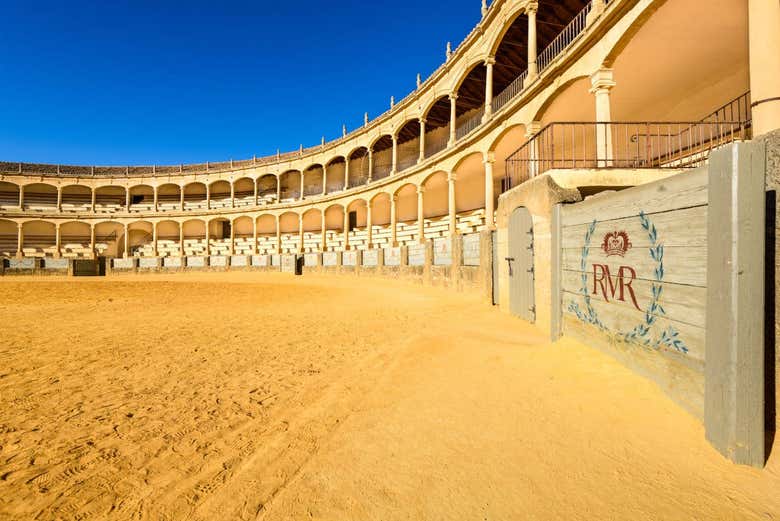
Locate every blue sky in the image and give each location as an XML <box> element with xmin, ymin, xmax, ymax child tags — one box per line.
<box><xmin>0</xmin><ymin>0</ymin><xmax>485</xmax><ymax>166</ymax></box>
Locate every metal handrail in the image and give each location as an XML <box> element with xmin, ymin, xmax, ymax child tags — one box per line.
<box><xmin>537</xmin><ymin>2</ymin><xmax>591</xmax><ymax>73</ymax></box>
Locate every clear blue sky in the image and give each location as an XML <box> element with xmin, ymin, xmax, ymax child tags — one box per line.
<box><xmin>0</xmin><ymin>0</ymin><xmax>485</xmax><ymax>166</ymax></box>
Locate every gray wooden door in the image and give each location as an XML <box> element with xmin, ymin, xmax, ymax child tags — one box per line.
<box><xmin>508</xmin><ymin>207</ymin><xmax>535</xmax><ymax>322</ymax></box>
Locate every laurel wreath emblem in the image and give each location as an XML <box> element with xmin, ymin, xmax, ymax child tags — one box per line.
<box><xmin>567</xmin><ymin>211</ymin><xmax>688</xmax><ymax>354</ymax></box>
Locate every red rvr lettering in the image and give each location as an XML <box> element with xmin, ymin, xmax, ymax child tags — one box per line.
<box><xmin>592</xmin><ymin>264</ymin><xmax>641</xmax><ymax>311</ymax></box>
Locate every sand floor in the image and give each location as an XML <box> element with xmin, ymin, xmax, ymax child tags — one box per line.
<box><xmin>0</xmin><ymin>272</ymin><xmax>778</xmax><ymax>520</ymax></box>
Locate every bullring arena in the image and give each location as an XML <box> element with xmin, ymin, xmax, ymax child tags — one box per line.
<box><xmin>2</xmin><ymin>0</ymin><xmax>780</xmax><ymax>519</ymax></box>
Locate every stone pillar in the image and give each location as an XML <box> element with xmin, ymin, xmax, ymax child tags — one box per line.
<box><xmin>749</xmin><ymin>0</ymin><xmax>780</xmax><ymax>136</ymax></box>
<box><xmin>484</xmin><ymin>151</ymin><xmax>496</xmax><ymax>230</ymax></box>
<box><xmin>153</xmin><ymin>186</ymin><xmax>158</xmax><ymax>212</ymax></box>
<box><xmin>527</xmin><ymin>1</ymin><xmax>539</xmax><ymax>81</ymax></box>
<box><xmin>391</xmin><ymin>135</ymin><xmax>398</xmax><ymax>174</ymax></box>
<box><xmin>417</xmin><ymin>186</ymin><xmax>425</xmax><ymax>244</ymax></box>
<box><xmin>126</xmin><ymin>189</ymin><xmax>131</xmax><ymax>212</ymax></box>
<box><xmin>419</xmin><ymin>118</ymin><xmax>426</xmax><ymax>162</ymax></box>
<box><xmin>343</xmin><ymin>209</ymin><xmax>350</xmax><ymax>251</ymax></box>
<box><xmin>204</xmin><ymin>222</ymin><xmax>210</xmax><ymax>256</ymax></box>
<box><xmin>180</xmin><ymin>189</ymin><xmax>185</xmax><ymax>211</ymax></box>
<box><xmin>368</xmin><ymin>149</ymin><xmax>374</xmax><ymax>182</ymax></box>
<box><xmin>123</xmin><ymin>224</ymin><xmax>129</xmax><ymax>258</ymax></box>
<box><xmin>320</xmin><ymin>212</ymin><xmax>327</xmax><ymax>252</ymax></box>
<box><xmin>299</xmin><ymin>171</ymin><xmax>305</xmax><ymax>200</ymax></box>
<box><xmin>89</xmin><ymin>224</ymin><xmax>96</xmax><ymax>259</ymax></box>
<box><xmin>19</xmin><ymin>185</ymin><xmax>25</xmax><ymax>209</ymax></box>
<box><xmin>344</xmin><ymin>160</ymin><xmax>350</xmax><ymax>189</ymax></box>
<box><xmin>276</xmin><ymin>177</ymin><xmax>281</xmax><ymax>202</ymax></box>
<box><xmin>322</xmin><ymin>164</ymin><xmax>328</xmax><ymax>195</ymax></box>
<box><xmin>252</xmin><ymin>218</ymin><xmax>259</xmax><ymax>255</ymax></box>
<box><xmin>590</xmin><ymin>68</ymin><xmax>616</xmax><ymax>167</ymax></box>
<box><xmin>526</xmin><ymin>121</ymin><xmax>542</xmax><ymax>177</ymax></box>
<box><xmin>367</xmin><ymin>202</ymin><xmax>373</xmax><ymax>248</ymax></box>
<box><xmin>91</xmin><ymin>189</ymin><xmax>96</xmax><ymax>213</ymax></box>
<box><xmin>275</xmin><ymin>216</ymin><xmax>281</xmax><ymax>254</ymax></box>
<box><xmin>56</xmin><ymin>187</ymin><xmax>61</xmax><ymax>212</ymax></box>
<box><xmin>152</xmin><ymin>222</ymin><xmax>158</xmax><ymax>257</ymax></box>
<box><xmin>230</xmin><ymin>219</ymin><xmax>236</xmax><ymax>255</ymax></box>
<box><xmin>179</xmin><ymin>224</ymin><xmax>185</xmax><ymax>257</ymax></box>
<box><xmin>391</xmin><ymin>195</ymin><xmax>398</xmax><ymax>246</ymax></box>
<box><xmin>206</xmin><ymin>184</ymin><xmax>211</xmax><ymax>210</ymax></box>
<box><xmin>230</xmin><ymin>182</ymin><xmax>235</xmax><ymax>208</ymax></box>
<box><xmin>448</xmin><ymin>172</ymin><xmax>457</xmax><ymax>236</ymax></box>
<box><xmin>298</xmin><ymin>214</ymin><xmax>304</xmax><ymax>253</ymax></box>
<box><xmin>483</xmin><ymin>57</ymin><xmax>496</xmax><ymax>120</ymax></box>
<box><xmin>15</xmin><ymin>223</ymin><xmax>22</xmax><ymax>259</ymax></box>
<box><xmin>254</xmin><ymin>179</ymin><xmax>259</xmax><ymax>206</ymax></box>
<box><xmin>54</xmin><ymin>224</ymin><xmax>61</xmax><ymax>258</ymax></box>
<box><xmin>587</xmin><ymin>0</ymin><xmax>606</xmax><ymax>25</ymax></box>
<box><xmin>449</xmin><ymin>94</ymin><xmax>458</xmax><ymax>145</ymax></box>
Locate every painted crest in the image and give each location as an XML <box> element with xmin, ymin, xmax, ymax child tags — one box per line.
<box><xmin>601</xmin><ymin>230</ymin><xmax>631</xmax><ymax>257</ymax></box>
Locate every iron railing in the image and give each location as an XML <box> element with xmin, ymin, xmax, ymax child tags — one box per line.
<box><xmin>504</xmin><ymin>120</ymin><xmax>752</xmax><ymax>190</ymax></box>
<box><xmin>537</xmin><ymin>3</ymin><xmax>591</xmax><ymax>73</ymax></box>
<box><xmin>493</xmin><ymin>70</ymin><xmax>528</xmax><ymax>113</ymax></box>
<box><xmin>456</xmin><ymin>107</ymin><xmax>485</xmax><ymax>140</ymax></box>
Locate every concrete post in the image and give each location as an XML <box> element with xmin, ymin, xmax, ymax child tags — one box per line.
<box><xmin>590</xmin><ymin>68</ymin><xmax>616</xmax><ymax>167</ymax></box>
<box><xmin>705</xmin><ymin>142</ymin><xmax>767</xmax><ymax>467</ymax></box>
<box><xmin>391</xmin><ymin>195</ymin><xmax>398</xmax><ymax>246</ymax></box>
<box><xmin>449</xmin><ymin>94</ymin><xmax>458</xmax><ymax>145</ymax></box>
<box><xmin>484</xmin><ymin>152</ymin><xmax>496</xmax><ymax>230</ymax></box>
<box><xmin>550</xmin><ymin>204</ymin><xmax>563</xmax><ymax>341</ymax></box>
<box><xmin>748</xmin><ymin>0</ymin><xmax>780</xmax><ymax>136</ymax></box>
<box><xmin>419</xmin><ymin>119</ymin><xmax>426</xmax><ymax>162</ymax></box>
<box><xmin>448</xmin><ymin>172</ymin><xmax>457</xmax><ymax>236</ymax></box>
<box><xmin>483</xmin><ymin>57</ymin><xmax>495</xmax><ymax>120</ymax></box>
<box><xmin>527</xmin><ymin>2</ymin><xmax>539</xmax><ymax>80</ymax></box>
<box><xmin>417</xmin><ymin>186</ymin><xmax>425</xmax><ymax>244</ymax></box>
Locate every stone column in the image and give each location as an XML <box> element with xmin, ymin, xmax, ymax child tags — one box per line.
<box><xmin>749</xmin><ymin>0</ymin><xmax>780</xmax><ymax>136</ymax></box>
<box><xmin>367</xmin><ymin>202</ymin><xmax>373</xmax><ymax>249</ymax></box>
<box><xmin>590</xmin><ymin>68</ymin><xmax>616</xmax><ymax>167</ymax></box>
<box><xmin>343</xmin><ymin>209</ymin><xmax>350</xmax><ymax>251</ymax></box>
<box><xmin>587</xmin><ymin>0</ymin><xmax>606</xmax><ymax>25</ymax></box>
<box><xmin>180</xmin><ymin>189</ymin><xmax>185</xmax><ymax>211</ymax></box>
<box><xmin>254</xmin><ymin>179</ymin><xmax>259</xmax><ymax>206</ymax></box>
<box><xmin>204</xmin><ymin>222</ymin><xmax>210</xmax><ymax>256</ymax></box>
<box><xmin>391</xmin><ymin>195</ymin><xmax>398</xmax><ymax>246</ymax></box>
<box><xmin>275</xmin><ymin>216</ymin><xmax>281</xmax><ymax>254</ymax></box>
<box><xmin>484</xmin><ymin>152</ymin><xmax>496</xmax><ymax>230</ymax></box>
<box><xmin>252</xmin><ymin>218</ymin><xmax>259</xmax><ymax>255</ymax></box>
<box><xmin>419</xmin><ymin>118</ymin><xmax>426</xmax><ymax>162</ymax></box>
<box><xmin>344</xmin><ymin>159</ymin><xmax>350</xmax><ymax>189</ymax></box>
<box><xmin>15</xmin><ymin>223</ymin><xmax>23</xmax><ymax>259</ymax></box>
<box><xmin>230</xmin><ymin>219</ymin><xmax>236</xmax><ymax>255</ymax></box>
<box><xmin>322</xmin><ymin>164</ymin><xmax>328</xmax><ymax>195</ymax></box>
<box><xmin>368</xmin><ymin>149</ymin><xmax>374</xmax><ymax>183</ymax></box>
<box><xmin>152</xmin><ymin>222</ymin><xmax>158</xmax><ymax>257</ymax></box>
<box><xmin>89</xmin><ymin>224</ymin><xmax>96</xmax><ymax>259</ymax></box>
<box><xmin>56</xmin><ymin>187</ymin><xmax>62</xmax><ymax>212</ymax></box>
<box><xmin>298</xmin><ymin>214</ymin><xmax>304</xmax><ymax>253</ymax></box>
<box><xmin>417</xmin><ymin>186</ymin><xmax>425</xmax><ymax>244</ymax></box>
<box><xmin>206</xmin><ymin>184</ymin><xmax>211</xmax><ymax>210</ymax></box>
<box><xmin>153</xmin><ymin>187</ymin><xmax>158</xmax><ymax>212</ymax></box>
<box><xmin>448</xmin><ymin>172</ymin><xmax>457</xmax><ymax>236</ymax></box>
<box><xmin>527</xmin><ymin>1</ymin><xmax>539</xmax><ymax>81</ymax></box>
<box><xmin>54</xmin><ymin>224</ymin><xmax>61</xmax><ymax>258</ymax></box>
<box><xmin>448</xmin><ymin>94</ymin><xmax>458</xmax><ymax>145</ymax></box>
<box><xmin>276</xmin><ymin>177</ymin><xmax>281</xmax><ymax>202</ymax></box>
<box><xmin>123</xmin><ymin>223</ymin><xmax>129</xmax><ymax>258</ymax></box>
<box><xmin>230</xmin><ymin>182</ymin><xmax>235</xmax><ymax>208</ymax></box>
<box><xmin>18</xmin><ymin>185</ymin><xmax>25</xmax><ymax>209</ymax></box>
<box><xmin>483</xmin><ymin>56</ymin><xmax>496</xmax><ymax>120</ymax></box>
<box><xmin>179</xmin><ymin>224</ymin><xmax>185</xmax><ymax>257</ymax></box>
<box><xmin>391</xmin><ymin>135</ymin><xmax>398</xmax><ymax>174</ymax></box>
<box><xmin>126</xmin><ymin>189</ymin><xmax>131</xmax><ymax>212</ymax></box>
<box><xmin>526</xmin><ymin>121</ymin><xmax>542</xmax><ymax>177</ymax></box>
<box><xmin>299</xmin><ymin>171</ymin><xmax>305</xmax><ymax>200</ymax></box>
<box><xmin>320</xmin><ymin>212</ymin><xmax>327</xmax><ymax>252</ymax></box>
<box><xmin>91</xmin><ymin>189</ymin><xmax>96</xmax><ymax>213</ymax></box>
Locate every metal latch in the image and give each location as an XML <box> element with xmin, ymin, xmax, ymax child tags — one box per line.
<box><xmin>505</xmin><ymin>257</ymin><xmax>515</xmax><ymax>276</ymax></box>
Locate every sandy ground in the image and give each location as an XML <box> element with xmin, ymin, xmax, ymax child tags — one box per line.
<box><xmin>0</xmin><ymin>272</ymin><xmax>778</xmax><ymax>521</ymax></box>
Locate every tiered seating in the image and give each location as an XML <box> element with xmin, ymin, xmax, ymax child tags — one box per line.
<box><xmin>456</xmin><ymin>209</ymin><xmax>486</xmax><ymax>233</ymax></box>
<box><xmin>60</xmin><ymin>236</ymin><xmax>97</xmax><ymax>258</ymax></box>
<box><xmin>22</xmin><ymin>194</ymin><xmax>57</xmax><ymax>212</ymax></box>
<box><xmin>183</xmin><ymin>238</ymin><xmax>207</xmax><ymax>256</ymax></box>
<box><xmin>209</xmin><ymin>197</ymin><xmax>232</xmax><ymax>209</ymax></box>
<box><xmin>21</xmin><ymin>235</ymin><xmax>57</xmax><ymax>257</ymax></box>
<box><xmin>256</xmin><ymin>235</ymin><xmax>277</xmax><ymax>254</ymax></box>
<box><xmin>158</xmin><ymin>195</ymin><xmax>181</xmax><ymax>212</ymax></box>
<box><xmin>208</xmin><ymin>238</ymin><xmax>231</xmax><ymax>256</ymax></box>
<box><xmin>0</xmin><ymin>191</ymin><xmax>19</xmax><ymax>208</ymax></box>
<box><xmin>94</xmin><ymin>199</ymin><xmax>124</xmax><ymax>214</ymax></box>
<box><xmin>0</xmin><ymin>235</ymin><xmax>18</xmax><ymax>257</ymax></box>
